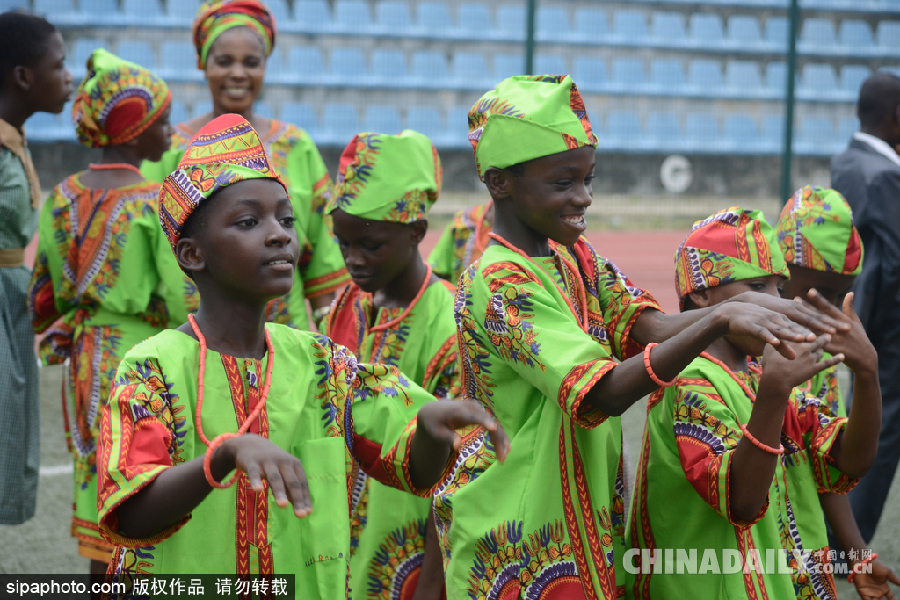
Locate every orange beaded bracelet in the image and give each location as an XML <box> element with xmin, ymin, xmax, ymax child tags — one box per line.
<box><xmin>643</xmin><ymin>343</ymin><xmax>677</xmax><ymax>387</ymax></box>
<box><xmin>848</xmin><ymin>552</ymin><xmax>878</xmax><ymax>583</ymax></box>
<box><xmin>739</xmin><ymin>423</ymin><xmax>785</xmax><ymax>455</ymax></box>
<box><xmin>204</xmin><ymin>432</ymin><xmax>240</xmax><ymax>489</ymax></box>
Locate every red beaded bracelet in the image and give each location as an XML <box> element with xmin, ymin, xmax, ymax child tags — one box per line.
<box><xmin>643</xmin><ymin>343</ymin><xmax>677</xmax><ymax>387</ymax></box>
<box><xmin>848</xmin><ymin>552</ymin><xmax>878</xmax><ymax>583</ymax></box>
<box><xmin>204</xmin><ymin>432</ymin><xmax>240</xmax><ymax>489</ymax></box>
<box><xmin>739</xmin><ymin>423</ymin><xmax>785</xmax><ymax>455</ymax></box>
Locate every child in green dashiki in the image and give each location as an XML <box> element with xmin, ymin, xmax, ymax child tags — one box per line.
<box><xmin>325</xmin><ymin>130</ymin><xmax>458</xmax><ymax>600</ymax></box>
<box><xmin>776</xmin><ymin>185</ymin><xmax>899</xmax><ymax>599</ymax></box>
<box><xmin>27</xmin><ymin>48</ymin><xmax>195</xmax><ymax>578</ymax></box>
<box><xmin>448</xmin><ymin>74</ymin><xmax>847</xmax><ymax>600</ymax></box>
<box><xmin>97</xmin><ymin>114</ymin><xmax>509</xmax><ymax>598</ymax></box>
<box><xmin>428</xmin><ymin>199</ymin><xmax>493</xmax><ymax>286</ymax></box>
<box><xmin>626</xmin><ymin>207</ymin><xmax>881</xmax><ymax>600</ymax></box>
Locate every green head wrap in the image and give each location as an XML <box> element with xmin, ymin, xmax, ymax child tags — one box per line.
<box><xmin>328</xmin><ymin>130</ymin><xmax>442</xmax><ymax>223</ymax></box>
<box><xmin>192</xmin><ymin>0</ymin><xmax>276</xmax><ymax>69</ymax></box>
<box><xmin>467</xmin><ymin>74</ymin><xmax>598</xmax><ymax>181</ymax></box>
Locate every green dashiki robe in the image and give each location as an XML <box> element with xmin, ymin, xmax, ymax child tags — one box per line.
<box><xmin>450</xmin><ymin>237</ymin><xmax>661</xmax><ymax>599</ymax></box>
<box><xmin>142</xmin><ymin>121</ymin><xmax>349</xmax><ymax>329</ymax></box>
<box><xmin>325</xmin><ymin>278</ymin><xmax>461</xmax><ymax>600</ymax></box>
<box><xmin>0</xmin><ymin>145</ymin><xmax>40</xmax><ymax>525</ymax></box>
<box><xmin>27</xmin><ymin>174</ymin><xmax>198</xmax><ymax>558</ymax></box>
<box><xmin>626</xmin><ymin>356</ymin><xmax>856</xmax><ymax>600</ymax></box>
<box><xmin>98</xmin><ymin>325</ymin><xmax>448</xmax><ymax>599</ymax></box>
<box><xmin>427</xmin><ymin>202</ymin><xmax>491</xmax><ymax>286</ymax></box>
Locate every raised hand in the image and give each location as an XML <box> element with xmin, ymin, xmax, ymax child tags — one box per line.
<box><xmin>803</xmin><ymin>290</ymin><xmax>878</xmax><ymax>375</ymax></box>
<box><xmin>852</xmin><ymin>558</ymin><xmax>900</xmax><ymax>600</ymax></box>
<box><xmin>712</xmin><ymin>300</ymin><xmax>817</xmax><ymax>359</ymax></box>
<box><xmin>760</xmin><ymin>333</ymin><xmax>844</xmax><ymax>390</ymax></box>
<box><xmin>224</xmin><ymin>433</ymin><xmax>312</xmax><ymax>517</ymax></box>
<box><xmin>726</xmin><ymin>291</ymin><xmax>851</xmax><ymax>337</ymax></box>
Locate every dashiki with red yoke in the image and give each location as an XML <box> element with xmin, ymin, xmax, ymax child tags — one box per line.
<box><xmin>448</xmin><ymin>236</ymin><xmax>661</xmax><ymax>599</ymax></box>
<box><xmin>428</xmin><ymin>200</ymin><xmax>492</xmax><ymax>285</ymax></box>
<box><xmin>326</xmin><ymin>276</ymin><xmax>460</xmax><ymax>599</ymax></box>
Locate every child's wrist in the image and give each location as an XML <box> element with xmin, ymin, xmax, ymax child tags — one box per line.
<box><xmin>757</xmin><ymin>374</ymin><xmax>792</xmax><ymax>400</ymax></box>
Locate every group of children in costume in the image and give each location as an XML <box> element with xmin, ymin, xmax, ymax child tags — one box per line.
<box><xmin>1</xmin><ymin>2</ymin><xmax>896</xmax><ymax>600</ymax></box>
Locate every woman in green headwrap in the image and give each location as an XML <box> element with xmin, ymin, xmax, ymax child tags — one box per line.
<box><xmin>141</xmin><ymin>0</ymin><xmax>348</xmax><ymax>331</ymax></box>
<box><xmin>27</xmin><ymin>48</ymin><xmax>194</xmax><ymax>576</ymax></box>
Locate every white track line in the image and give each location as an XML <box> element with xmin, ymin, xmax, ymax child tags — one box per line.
<box><xmin>39</xmin><ymin>464</ymin><xmax>73</xmax><ymax>476</ymax></box>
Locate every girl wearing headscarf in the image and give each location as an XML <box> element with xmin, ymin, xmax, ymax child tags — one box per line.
<box><xmin>27</xmin><ymin>48</ymin><xmax>195</xmax><ymax>575</ymax></box>
<box><xmin>141</xmin><ymin>0</ymin><xmax>349</xmax><ymax>331</ymax></box>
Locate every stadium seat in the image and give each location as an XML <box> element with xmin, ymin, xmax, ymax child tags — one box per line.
<box><xmin>281</xmin><ymin>102</ymin><xmax>319</xmax><ymax>134</ymax></box>
<box><xmin>72</xmin><ymin>39</ymin><xmax>106</xmax><ymax>73</ymax></box>
<box><xmin>443</xmin><ymin>105</ymin><xmax>471</xmax><ymax>148</ymax></box>
<box><xmin>365</xmin><ymin>105</ymin><xmax>403</xmax><ymax>134</ymax></box>
<box><xmin>799</xmin><ymin>64</ymin><xmax>839</xmax><ymax>99</ymax></box>
<box><xmin>158</xmin><ymin>41</ymin><xmax>199</xmax><ymax>82</ymax></box>
<box><xmin>839</xmin><ymin>65</ymin><xmax>871</xmax><ymax>99</ymax></box>
<box><xmin>294</xmin><ymin>0</ymin><xmax>331</xmax><ymax>33</ymax></box>
<box><xmin>762</xmin><ymin>115</ymin><xmax>784</xmax><ymax>153</ymax></box>
<box><xmin>264</xmin><ymin>49</ymin><xmax>285</xmax><ymax>83</ymax></box>
<box><xmin>764</xmin><ymin>62</ymin><xmax>787</xmax><ymax>96</ymax></box>
<box><xmin>649</xmin><ymin>59</ymin><xmax>686</xmax><ymax>94</ymax></box>
<box><xmin>375</xmin><ymin>2</ymin><xmax>412</xmax><ymax>33</ymax></box>
<box><xmin>495</xmin><ymin>4</ymin><xmax>526</xmax><ymax>41</ymax></box>
<box><xmin>606</xmin><ymin>111</ymin><xmax>643</xmax><ymax>149</ymax></box>
<box><xmin>329</xmin><ymin>48</ymin><xmax>367</xmax><ymax>85</ymax></box>
<box><xmin>573</xmin><ymin>8</ymin><xmax>608</xmax><ymax>43</ymax></box>
<box><xmin>122</xmin><ymin>0</ymin><xmax>165</xmax><ymax>25</ymax></box>
<box><xmin>572</xmin><ymin>58</ymin><xmax>607</xmax><ymax>92</ymax></box>
<box><xmin>877</xmin><ymin>22</ymin><xmax>900</xmax><ymax>52</ymax></box>
<box><xmin>727</xmin><ymin>15</ymin><xmax>763</xmax><ymax>48</ymax></box>
<box><xmin>651</xmin><ymin>12</ymin><xmax>687</xmax><ymax>46</ymax></box>
<box><xmin>687</xmin><ymin>60</ymin><xmax>724</xmax><ymax>95</ymax></box>
<box><xmin>537</xmin><ymin>7</ymin><xmax>570</xmax><ymax>42</ymax></box>
<box><xmin>610</xmin><ymin>58</ymin><xmax>646</xmax><ymax>93</ymax></box>
<box><xmin>81</xmin><ymin>0</ymin><xmax>123</xmax><ymax>25</ymax></box>
<box><xmin>612</xmin><ymin>10</ymin><xmax>648</xmax><ymax>42</ymax></box>
<box><xmin>799</xmin><ymin>18</ymin><xmax>837</xmax><ymax>52</ymax></box>
<box><xmin>452</xmin><ymin>52</ymin><xmax>490</xmax><ymax>89</ymax></box>
<box><xmin>764</xmin><ymin>16</ymin><xmax>788</xmax><ymax>50</ymax></box>
<box><xmin>724</xmin><ymin>61</ymin><xmax>762</xmax><ymax>96</ymax></box>
<box><xmin>685</xmin><ymin>113</ymin><xmax>720</xmax><ymax>151</ymax></box>
<box><xmin>169</xmin><ymin>100</ymin><xmax>188</xmax><ymax>126</ymax></box>
<box><xmin>406</xmin><ymin>106</ymin><xmax>444</xmax><ymax>144</ymax></box>
<box><xmin>27</xmin><ymin>112</ymin><xmax>65</xmax><ymax>142</ymax></box>
<box><xmin>333</xmin><ymin>1</ymin><xmax>371</xmax><ymax>33</ymax></box>
<box><xmin>166</xmin><ymin>0</ymin><xmax>197</xmax><ymax>23</ymax></box>
<box><xmin>535</xmin><ymin>54</ymin><xmax>567</xmax><ymax>76</ymax></box>
<box><xmin>411</xmin><ymin>51</ymin><xmax>449</xmax><ymax>88</ymax></box>
<box><xmin>322</xmin><ymin>104</ymin><xmax>362</xmax><ymax>146</ymax></box>
<box><xmin>837</xmin><ymin>117</ymin><xmax>857</xmax><ymax>143</ymax></box>
<box><xmin>116</xmin><ymin>41</ymin><xmax>156</xmax><ymax>69</ymax></box>
<box><xmin>265</xmin><ymin>0</ymin><xmax>292</xmax><ymax>27</ymax></box>
<box><xmin>838</xmin><ymin>19</ymin><xmax>874</xmax><ymax>50</ymax></box>
<box><xmin>690</xmin><ymin>14</ymin><xmax>724</xmax><ymax>46</ymax></box>
<box><xmin>494</xmin><ymin>53</ymin><xmax>524</xmax><ymax>81</ymax></box>
<box><xmin>289</xmin><ymin>46</ymin><xmax>326</xmax><ymax>85</ymax></box>
<box><xmin>417</xmin><ymin>2</ymin><xmax>453</xmax><ymax>35</ymax></box>
<box><xmin>35</xmin><ymin>0</ymin><xmax>78</xmax><ymax>25</ymax></box>
<box><xmin>723</xmin><ymin>116</ymin><xmax>760</xmax><ymax>153</ymax></box>
<box><xmin>455</xmin><ymin>3</ymin><xmax>491</xmax><ymax>39</ymax></box>
<box><xmin>646</xmin><ymin>112</ymin><xmax>682</xmax><ymax>151</ymax></box>
<box><xmin>796</xmin><ymin>117</ymin><xmax>836</xmax><ymax>155</ymax></box>
<box><xmin>371</xmin><ymin>49</ymin><xmax>407</xmax><ymax>87</ymax></box>
<box><xmin>0</xmin><ymin>0</ymin><xmax>24</xmax><ymax>10</ymax></box>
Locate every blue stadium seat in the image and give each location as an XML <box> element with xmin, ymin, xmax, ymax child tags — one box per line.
<box><xmin>723</xmin><ymin>116</ymin><xmax>760</xmax><ymax>152</ymax></box>
<box><xmin>494</xmin><ymin>53</ymin><xmax>524</xmax><ymax>81</ymax></box>
<box><xmin>837</xmin><ymin>117</ymin><xmax>856</xmax><ymax>143</ymax></box>
<box><xmin>365</xmin><ymin>105</ymin><xmax>403</xmax><ymax>134</ymax></box>
<box><xmin>34</xmin><ymin>0</ymin><xmax>78</xmax><ymax>25</ymax></box>
<box><xmin>330</xmin><ymin>48</ymin><xmax>367</xmax><ymax>85</ymax></box>
<box><xmin>0</xmin><ymin>0</ymin><xmax>24</xmax><ymax>10</ymax></box>
<box><xmin>169</xmin><ymin>100</ymin><xmax>188</xmax><ymax>126</ymax></box>
<box><xmin>72</xmin><ymin>39</ymin><xmax>106</xmax><ymax>73</ymax></box>
<box><xmin>371</xmin><ymin>50</ymin><xmax>407</xmax><ymax>87</ymax></box>
<box><xmin>764</xmin><ymin>16</ymin><xmax>788</xmax><ymax>50</ymax></box>
<box><xmin>121</xmin><ymin>0</ymin><xmax>165</xmax><ymax>26</ymax></box>
<box><xmin>796</xmin><ymin>117</ymin><xmax>836</xmax><ymax>155</ymax></box>
<box><xmin>877</xmin><ymin>22</ymin><xmax>900</xmax><ymax>52</ymax></box>
<box><xmin>612</xmin><ymin>10</ymin><xmax>648</xmax><ymax>42</ymax></box>
<box><xmin>192</xmin><ymin>101</ymin><xmax>212</xmax><ymax>120</ymax></box>
<box><xmin>289</xmin><ymin>46</ymin><xmax>326</xmax><ymax>85</ymax></box>
<box><xmin>159</xmin><ymin>41</ymin><xmax>199</xmax><ymax>82</ymax></box>
<box><xmin>838</xmin><ymin>19</ymin><xmax>874</xmax><ymax>50</ymax></box>
<box><xmin>651</xmin><ymin>12</ymin><xmax>687</xmax><ymax>46</ymax></box>
<box><xmin>411</xmin><ymin>51</ymin><xmax>449</xmax><ymax>88</ymax></box>
<box><xmin>495</xmin><ymin>4</ymin><xmax>526</xmax><ymax>41</ymax></box>
<box><xmin>687</xmin><ymin>60</ymin><xmax>724</xmax><ymax>95</ymax></box>
<box><xmin>281</xmin><ymin>102</ymin><xmax>318</xmax><ymax>134</ymax></box>
<box><xmin>840</xmin><ymin>65</ymin><xmax>871</xmax><ymax>99</ymax></box>
<box><xmin>649</xmin><ymin>59</ymin><xmax>685</xmax><ymax>94</ymax></box>
<box><xmin>333</xmin><ymin>1</ymin><xmax>371</xmax><ymax>33</ymax></box>
<box><xmin>537</xmin><ymin>8</ymin><xmax>570</xmax><ymax>42</ymax></box>
<box><xmin>81</xmin><ymin>0</ymin><xmax>123</xmax><ymax>25</ymax></box>
<box><xmin>27</xmin><ymin>112</ymin><xmax>65</xmax><ymax>143</ymax></box>
<box><xmin>573</xmin><ymin>8</ymin><xmax>608</xmax><ymax>43</ymax></box>
<box><xmin>117</xmin><ymin>41</ymin><xmax>156</xmax><ymax>69</ymax></box>
<box><xmin>264</xmin><ymin>49</ymin><xmax>285</xmax><ymax>83</ymax></box>
<box><xmin>417</xmin><ymin>3</ymin><xmax>453</xmax><ymax>36</ymax></box>
<box><xmin>375</xmin><ymin>2</ymin><xmax>412</xmax><ymax>33</ymax></box>
<box><xmin>452</xmin><ymin>52</ymin><xmax>490</xmax><ymax>89</ymax></box>
<box><xmin>254</xmin><ymin>100</ymin><xmax>276</xmax><ymax>120</ymax></box>
<box><xmin>724</xmin><ymin>61</ymin><xmax>762</xmax><ymax>96</ymax></box>
<box><xmin>684</xmin><ymin>113</ymin><xmax>720</xmax><ymax>151</ymax></box>
<box><xmin>764</xmin><ymin>61</ymin><xmax>787</xmax><ymax>95</ymax></box>
<box><xmin>799</xmin><ymin>64</ymin><xmax>839</xmax><ymax>99</ymax></box>
<box><xmin>690</xmin><ymin>14</ymin><xmax>724</xmax><ymax>46</ymax></box>
<box><xmin>762</xmin><ymin>115</ymin><xmax>784</xmax><ymax>152</ymax></box>
<box><xmin>406</xmin><ymin>106</ymin><xmax>444</xmax><ymax>145</ymax></box>
<box><xmin>266</xmin><ymin>0</ymin><xmax>292</xmax><ymax>27</ymax></box>
<box><xmin>535</xmin><ymin>54</ymin><xmax>567</xmax><ymax>76</ymax></box>
<box><xmin>322</xmin><ymin>104</ymin><xmax>362</xmax><ymax>146</ymax></box>
<box><xmin>166</xmin><ymin>0</ymin><xmax>197</xmax><ymax>23</ymax></box>
<box><xmin>646</xmin><ymin>112</ymin><xmax>682</xmax><ymax>151</ymax></box>
<box><xmin>799</xmin><ymin>18</ymin><xmax>837</xmax><ymax>52</ymax></box>
<box><xmin>728</xmin><ymin>15</ymin><xmax>763</xmax><ymax>48</ymax></box>
<box><xmin>606</xmin><ymin>111</ymin><xmax>643</xmax><ymax>149</ymax></box>
<box><xmin>610</xmin><ymin>58</ymin><xmax>646</xmax><ymax>92</ymax></box>
<box><xmin>443</xmin><ymin>105</ymin><xmax>471</xmax><ymax>148</ymax></box>
<box><xmin>572</xmin><ymin>58</ymin><xmax>607</xmax><ymax>93</ymax></box>
<box><xmin>294</xmin><ymin>0</ymin><xmax>331</xmax><ymax>33</ymax></box>
<box><xmin>456</xmin><ymin>3</ymin><xmax>491</xmax><ymax>39</ymax></box>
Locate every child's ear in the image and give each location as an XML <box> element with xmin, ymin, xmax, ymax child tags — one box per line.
<box><xmin>12</xmin><ymin>66</ymin><xmax>32</xmax><ymax>92</ymax></box>
<box><xmin>176</xmin><ymin>237</ymin><xmax>205</xmax><ymax>276</ymax></box>
<box><xmin>687</xmin><ymin>290</ymin><xmax>711</xmax><ymax>309</ymax></box>
<box><xmin>410</xmin><ymin>219</ymin><xmax>427</xmax><ymax>245</ymax></box>
<box><xmin>484</xmin><ymin>168</ymin><xmax>512</xmax><ymax>201</ymax></box>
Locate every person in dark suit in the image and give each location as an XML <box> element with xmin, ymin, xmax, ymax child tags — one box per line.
<box><xmin>831</xmin><ymin>72</ymin><xmax>900</xmax><ymax>544</ymax></box>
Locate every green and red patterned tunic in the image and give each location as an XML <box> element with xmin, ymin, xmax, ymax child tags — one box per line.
<box><xmin>626</xmin><ymin>356</ymin><xmax>856</xmax><ymax>600</ymax></box>
<box><xmin>428</xmin><ymin>201</ymin><xmax>492</xmax><ymax>286</ymax></box>
<box><xmin>27</xmin><ymin>174</ymin><xmax>197</xmax><ymax>559</ymax></box>
<box><xmin>142</xmin><ymin>120</ymin><xmax>349</xmax><ymax>329</ymax></box>
<box><xmin>98</xmin><ymin>325</ymin><xmax>448</xmax><ymax>597</ymax></box>
<box><xmin>448</xmin><ymin>237</ymin><xmax>661</xmax><ymax>599</ymax></box>
<box><xmin>325</xmin><ymin>277</ymin><xmax>460</xmax><ymax>600</ymax></box>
